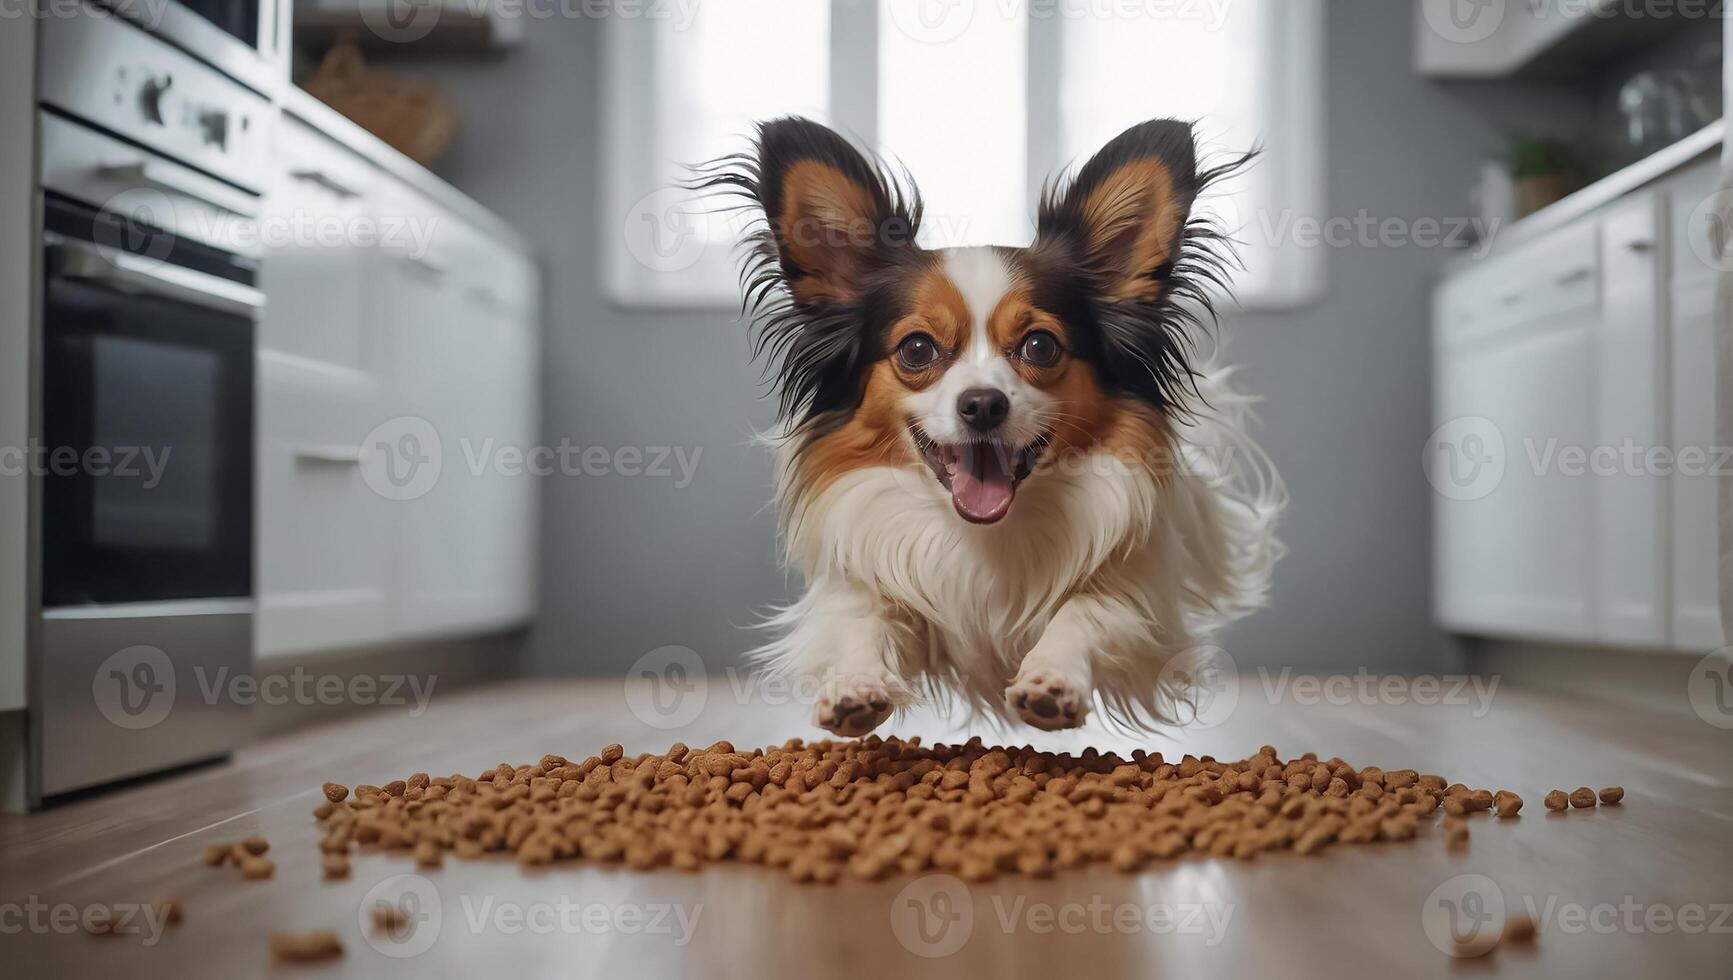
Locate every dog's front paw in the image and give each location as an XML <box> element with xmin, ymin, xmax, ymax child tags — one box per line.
<box><xmin>813</xmin><ymin>675</ymin><xmax>897</xmax><ymax>737</ymax></box>
<box><xmin>1006</xmin><ymin>671</ymin><xmax>1090</xmax><ymax>730</ymax></box>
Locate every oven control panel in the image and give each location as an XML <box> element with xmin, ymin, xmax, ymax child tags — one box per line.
<box><xmin>40</xmin><ymin>10</ymin><xmax>271</xmax><ymax>194</ymax></box>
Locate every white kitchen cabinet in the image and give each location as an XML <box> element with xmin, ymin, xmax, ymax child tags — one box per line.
<box><xmin>1434</xmin><ymin>239</ymin><xmax>1599</xmax><ymax>640</ymax></box>
<box><xmin>256</xmin><ymin>118</ymin><xmax>396</xmax><ymax>657</ymax></box>
<box><xmin>1668</xmin><ymin>158</ymin><xmax>1726</xmax><ymax>650</ymax></box>
<box><xmin>1434</xmin><ymin>154</ymin><xmax>1726</xmax><ymax>653</ymax></box>
<box><xmin>257</xmin><ymin>114</ymin><xmax>540</xmax><ymax>656</ymax></box>
<box><xmin>1594</xmin><ymin>193</ymin><xmax>1669</xmax><ymax>646</ymax></box>
<box><xmin>383</xmin><ymin>198</ymin><xmax>540</xmax><ymax>639</ymax></box>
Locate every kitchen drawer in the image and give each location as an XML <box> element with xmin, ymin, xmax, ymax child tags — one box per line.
<box><xmin>1436</xmin><ymin>217</ymin><xmax>1599</xmax><ymax>347</ymax></box>
<box><xmin>1506</xmin><ymin>219</ymin><xmax>1600</xmax><ymax>323</ymax></box>
<box><xmin>274</xmin><ymin>116</ymin><xmax>377</xmax><ymax>207</ymax></box>
<box><xmin>255</xmin><ymin>352</ymin><xmax>396</xmax><ymax>656</ymax></box>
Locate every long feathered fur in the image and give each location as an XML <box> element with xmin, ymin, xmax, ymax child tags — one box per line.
<box><xmin>699</xmin><ymin>117</ymin><xmax>1282</xmax><ymax>733</ymax></box>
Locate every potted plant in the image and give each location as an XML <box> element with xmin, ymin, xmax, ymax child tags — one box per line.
<box><xmin>1506</xmin><ymin>135</ymin><xmax>1580</xmax><ymax>217</ymax></box>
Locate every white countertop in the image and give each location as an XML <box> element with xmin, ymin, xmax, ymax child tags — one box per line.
<box><xmin>280</xmin><ymin>84</ymin><xmax>533</xmax><ymax>257</ymax></box>
<box><xmin>1450</xmin><ymin>120</ymin><xmax>1724</xmax><ymax>270</ymax></box>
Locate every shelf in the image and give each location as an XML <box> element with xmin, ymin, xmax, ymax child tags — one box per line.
<box><xmin>293</xmin><ymin>0</ymin><xmax>525</xmax><ymax>52</ymax></box>
<box><xmin>1416</xmin><ymin>0</ymin><xmax>1721</xmax><ymax>80</ymax></box>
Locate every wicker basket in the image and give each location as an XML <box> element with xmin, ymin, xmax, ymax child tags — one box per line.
<box><xmin>303</xmin><ymin>41</ymin><xmax>459</xmax><ymax>168</ymax></box>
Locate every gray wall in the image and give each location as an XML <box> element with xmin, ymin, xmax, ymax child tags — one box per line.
<box><xmin>420</xmin><ymin>0</ymin><xmax>1589</xmax><ymax>676</ymax></box>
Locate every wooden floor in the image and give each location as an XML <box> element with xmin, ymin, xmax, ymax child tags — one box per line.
<box><xmin>2</xmin><ymin>674</ymin><xmax>1729</xmax><ymax>978</ymax></box>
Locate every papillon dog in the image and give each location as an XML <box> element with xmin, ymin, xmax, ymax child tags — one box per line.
<box><xmin>700</xmin><ymin>117</ymin><xmax>1283</xmax><ymax>736</ymax></box>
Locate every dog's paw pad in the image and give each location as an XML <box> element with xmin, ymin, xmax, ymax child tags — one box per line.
<box><xmin>1006</xmin><ymin>672</ymin><xmax>1089</xmax><ymax>731</ymax></box>
<box><xmin>814</xmin><ymin>682</ymin><xmax>896</xmax><ymax>737</ymax></box>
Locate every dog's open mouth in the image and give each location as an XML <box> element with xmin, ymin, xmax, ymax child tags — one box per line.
<box><xmin>909</xmin><ymin>424</ymin><xmax>1048</xmax><ymax>525</ymax></box>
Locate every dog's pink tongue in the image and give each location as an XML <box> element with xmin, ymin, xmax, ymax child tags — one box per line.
<box><xmin>952</xmin><ymin>443</ymin><xmax>1015</xmax><ymax>524</ymax></box>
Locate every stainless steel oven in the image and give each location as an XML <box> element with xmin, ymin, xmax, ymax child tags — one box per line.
<box><xmin>30</xmin><ymin>9</ymin><xmax>273</xmax><ymax>801</ymax></box>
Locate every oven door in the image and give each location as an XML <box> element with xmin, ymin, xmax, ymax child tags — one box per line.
<box><xmin>35</xmin><ymin>194</ymin><xmax>261</xmax><ymax>799</ymax></box>
<box><xmin>41</xmin><ymin>196</ymin><xmax>259</xmax><ymax>608</ymax></box>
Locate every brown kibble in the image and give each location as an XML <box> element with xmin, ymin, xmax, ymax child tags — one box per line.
<box><xmin>1502</xmin><ymin>913</ymin><xmax>1538</xmax><ymax>944</ymax></box>
<box><xmin>1494</xmin><ymin>791</ymin><xmax>1523</xmax><ymax>818</ymax></box>
<box><xmin>1544</xmin><ymin>790</ymin><xmax>1569</xmax><ymax>811</ymax></box>
<box><xmin>240</xmin><ymin>856</ymin><xmax>275</xmax><ymax>880</ymax></box>
<box><xmin>415</xmin><ymin>841</ymin><xmax>442</xmax><ymax>869</ymax></box>
<box><xmin>1599</xmin><ymin>786</ymin><xmax>1624</xmax><ymax>805</ymax></box>
<box><xmin>1444</xmin><ymin>816</ymin><xmax>1470</xmax><ymax>851</ymax></box>
<box><xmin>271</xmin><ymin>930</ymin><xmax>342</xmax><ymax>962</ymax></box>
<box><xmin>311</xmin><ymin>741</ymin><xmax>1529</xmax><ymax>882</ymax></box>
<box><xmin>323</xmin><ymin>782</ymin><xmax>349</xmax><ymax>803</ymax></box>
<box><xmin>371</xmin><ymin>903</ymin><xmax>409</xmax><ymax>935</ymax></box>
<box><xmin>203</xmin><ymin>843</ymin><xmax>232</xmax><ymax>867</ymax></box>
<box><xmin>1569</xmin><ymin>787</ymin><xmax>1596</xmax><ymax>809</ymax></box>
<box><xmin>241</xmin><ymin>834</ymin><xmax>269</xmax><ymax>856</ymax></box>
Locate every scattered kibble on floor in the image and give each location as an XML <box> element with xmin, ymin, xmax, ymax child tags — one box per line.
<box><xmin>305</xmin><ymin>739</ymin><xmax>1589</xmax><ymax>884</ymax></box>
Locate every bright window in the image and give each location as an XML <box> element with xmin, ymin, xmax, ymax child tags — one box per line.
<box><xmin>604</xmin><ymin>0</ymin><xmax>1323</xmax><ymax>310</ymax></box>
<box><xmin>878</xmin><ymin>0</ymin><xmax>1028</xmax><ymax>248</ymax></box>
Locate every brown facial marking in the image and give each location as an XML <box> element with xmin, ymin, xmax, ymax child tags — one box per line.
<box><xmin>777</xmin><ymin>159</ymin><xmax>881</xmax><ymax>306</ymax></box>
<box><xmin>1078</xmin><ymin>158</ymin><xmax>1184</xmax><ymax>301</ymax></box>
<box><xmin>886</xmin><ymin>263</ymin><xmax>971</xmax><ymax>388</ymax></box>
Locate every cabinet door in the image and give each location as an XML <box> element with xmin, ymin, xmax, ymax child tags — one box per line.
<box><xmin>1436</xmin><ymin>320</ymin><xmax>1599</xmax><ymax>640</ymax></box>
<box><xmin>1595</xmin><ymin>194</ymin><xmax>1669</xmax><ymax>646</ymax></box>
<box><xmin>381</xmin><ymin>200</ymin><xmax>540</xmax><ymax>639</ymax></box>
<box><xmin>1670</xmin><ymin>278</ymin><xmax>1723</xmax><ymax>650</ymax></box>
<box><xmin>255</xmin><ymin>120</ymin><xmax>396</xmax><ymax>657</ymax></box>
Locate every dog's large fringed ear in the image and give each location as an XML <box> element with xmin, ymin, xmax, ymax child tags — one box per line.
<box><xmin>746</xmin><ymin>117</ymin><xmax>919</xmax><ymax>308</ymax></box>
<box><xmin>1036</xmin><ymin>119</ymin><xmax>1203</xmax><ymax>304</ymax></box>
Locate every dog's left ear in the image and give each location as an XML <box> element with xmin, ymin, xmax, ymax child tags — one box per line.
<box><xmin>1035</xmin><ymin>119</ymin><xmax>1201</xmax><ymax>304</ymax></box>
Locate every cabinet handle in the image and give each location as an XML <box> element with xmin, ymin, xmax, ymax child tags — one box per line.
<box><xmin>1623</xmin><ymin>239</ymin><xmax>1654</xmax><ymax>254</ymax></box>
<box><xmin>289</xmin><ymin>167</ymin><xmax>362</xmax><ymax>201</ymax></box>
<box><xmin>98</xmin><ymin>160</ymin><xmax>259</xmax><ymax>217</ymax></box>
<box><xmin>294</xmin><ymin>445</ymin><xmax>364</xmax><ymax>465</ymax></box>
<box><xmin>1555</xmin><ymin>267</ymin><xmax>1592</xmax><ymax>285</ymax></box>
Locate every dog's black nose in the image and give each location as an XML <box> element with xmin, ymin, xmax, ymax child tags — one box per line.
<box><xmin>957</xmin><ymin>387</ymin><xmax>1009</xmax><ymax>433</ymax></box>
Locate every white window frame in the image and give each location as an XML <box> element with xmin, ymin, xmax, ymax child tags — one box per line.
<box><xmin>602</xmin><ymin>0</ymin><xmax>1325</xmax><ymax>311</ymax></box>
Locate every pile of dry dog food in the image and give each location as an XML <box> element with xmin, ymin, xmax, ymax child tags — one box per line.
<box><xmin>306</xmin><ymin>736</ymin><xmax>1620</xmax><ymax>883</ymax></box>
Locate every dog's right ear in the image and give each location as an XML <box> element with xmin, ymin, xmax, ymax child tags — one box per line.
<box><xmin>748</xmin><ymin>117</ymin><xmax>920</xmax><ymax>308</ymax></box>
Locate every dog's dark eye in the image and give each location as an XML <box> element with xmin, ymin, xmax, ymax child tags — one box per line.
<box><xmin>896</xmin><ymin>333</ymin><xmax>939</xmax><ymax>370</ymax></box>
<box><xmin>1018</xmin><ymin>330</ymin><xmax>1063</xmax><ymax>367</ymax></box>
